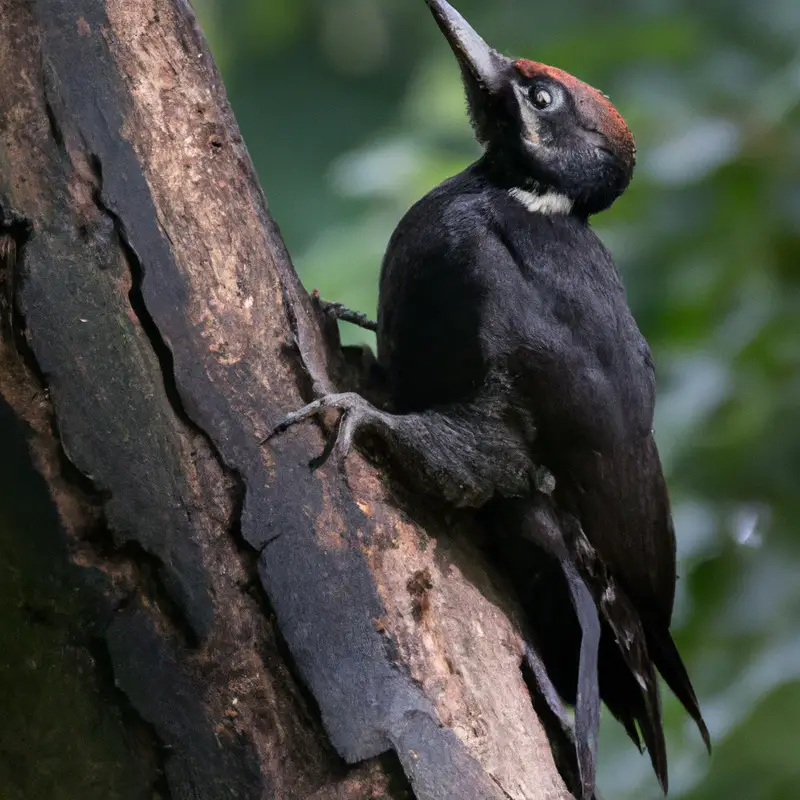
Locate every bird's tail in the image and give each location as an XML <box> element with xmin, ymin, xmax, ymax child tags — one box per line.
<box><xmin>594</xmin><ymin>576</ymin><xmax>669</xmax><ymax>793</ymax></box>
<box><xmin>561</xmin><ymin>527</ymin><xmax>667</xmax><ymax>792</ymax></box>
<box><xmin>646</xmin><ymin>624</ymin><xmax>712</xmax><ymax>753</ymax></box>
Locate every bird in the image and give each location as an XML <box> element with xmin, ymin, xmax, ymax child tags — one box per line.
<box><xmin>265</xmin><ymin>1</ymin><xmax>710</xmax><ymax>797</ymax></box>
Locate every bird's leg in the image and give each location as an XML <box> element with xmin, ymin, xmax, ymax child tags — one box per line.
<box><xmin>264</xmin><ymin>395</ymin><xmax>535</xmax><ymax>507</ymax></box>
<box><xmin>263</xmin><ymin>392</ymin><xmax>386</xmax><ymax>467</ymax></box>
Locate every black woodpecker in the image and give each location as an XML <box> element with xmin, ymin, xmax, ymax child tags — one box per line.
<box><xmin>266</xmin><ymin>1</ymin><xmax>710</xmax><ymax>797</ymax></box>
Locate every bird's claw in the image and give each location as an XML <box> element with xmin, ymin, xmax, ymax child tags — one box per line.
<box><xmin>311</xmin><ymin>290</ymin><xmax>378</xmax><ymax>332</ymax></box>
<box><xmin>261</xmin><ymin>392</ymin><xmax>374</xmax><ymax>468</ymax></box>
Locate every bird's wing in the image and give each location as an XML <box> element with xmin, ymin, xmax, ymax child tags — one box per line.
<box><xmin>557</xmin><ymin>435</ymin><xmax>677</xmax><ymax>626</ymax></box>
<box><xmin>473</xmin><ymin>219</ymin><xmax>709</xmax><ymax>744</ymax></box>
<box><xmin>472</xmin><ymin>230</ymin><xmax>677</xmax><ymax>624</ymax></box>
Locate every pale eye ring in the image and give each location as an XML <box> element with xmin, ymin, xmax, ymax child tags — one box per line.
<box><xmin>532</xmin><ymin>87</ymin><xmax>553</xmax><ymax>110</ymax></box>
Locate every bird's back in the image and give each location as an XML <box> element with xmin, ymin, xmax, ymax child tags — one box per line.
<box><xmin>378</xmin><ymin>167</ymin><xmax>493</xmax><ymax>412</ymax></box>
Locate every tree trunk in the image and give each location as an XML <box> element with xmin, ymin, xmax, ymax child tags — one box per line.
<box><xmin>0</xmin><ymin>1</ymin><xmax>572</xmax><ymax>798</ymax></box>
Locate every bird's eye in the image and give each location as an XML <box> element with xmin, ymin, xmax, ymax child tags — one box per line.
<box><xmin>531</xmin><ymin>86</ymin><xmax>553</xmax><ymax>110</ymax></box>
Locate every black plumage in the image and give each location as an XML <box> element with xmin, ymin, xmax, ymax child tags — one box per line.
<box><xmin>267</xmin><ymin>1</ymin><xmax>710</xmax><ymax>796</ymax></box>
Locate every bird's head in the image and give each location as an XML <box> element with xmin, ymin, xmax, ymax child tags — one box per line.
<box><xmin>425</xmin><ymin>0</ymin><xmax>636</xmax><ymax>216</ymax></box>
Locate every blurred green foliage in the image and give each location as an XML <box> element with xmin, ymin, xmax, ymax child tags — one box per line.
<box><xmin>195</xmin><ymin>1</ymin><xmax>800</xmax><ymax>796</ymax></box>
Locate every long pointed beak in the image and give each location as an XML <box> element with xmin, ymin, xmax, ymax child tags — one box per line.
<box><xmin>425</xmin><ymin>0</ymin><xmax>510</xmax><ymax>92</ymax></box>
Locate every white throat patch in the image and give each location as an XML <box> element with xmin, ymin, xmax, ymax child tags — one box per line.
<box><xmin>509</xmin><ymin>187</ymin><xmax>573</xmax><ymax>216</ymax></box>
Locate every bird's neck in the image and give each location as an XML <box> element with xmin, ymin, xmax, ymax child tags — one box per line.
<box><xmin>474</xmin><ymin>151</ymin><xmax>579</xmax><ymax>219</ymax></box>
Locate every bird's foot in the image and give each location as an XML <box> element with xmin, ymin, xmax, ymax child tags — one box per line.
<box><xmin>311</xmin><ymin>290</ymin><xmax>377</xmax><ymax>332</ymax></box>
<box><xmin>262</xmin><ymin>391</ymin><xmax>385</xmax><ymax>468</ymax></box>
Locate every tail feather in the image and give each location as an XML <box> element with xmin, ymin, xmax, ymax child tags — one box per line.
<box><xmin>483</xmin><ymin>497</ymin><xmax>708</xmax><ymax>796</ymax></box>
<box><xmin>597</xmin><ymin>581</ymin><xmax>668</xmax><ymax>794</ymax></box>
<box><xmin>619</xmin><ymin>713</ymin><xmax>643</xmax><ymax>753</ymax></box>
<box><xmin>647</xmin><ymin>624</ymin><xmax>712</xmax><ymax>753</ymax></box>
<box><xmin>566</xmin><ymin>531</ymin><xmax>668</xmax><ymax>791</ymax></box>
<box><xmin>636</xmin><ymin>688</ymin><xmax>668</xmax><ymax>795</ymax></box>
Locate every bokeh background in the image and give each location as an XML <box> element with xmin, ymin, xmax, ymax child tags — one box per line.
<box><xmin>193</xmin><ymin>0</ymin><xmax>800</xmax><ymax>797</ymax></box>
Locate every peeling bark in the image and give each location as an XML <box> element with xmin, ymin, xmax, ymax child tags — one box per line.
<box><xmin>0</xmin><ymin>1</ymin><xmax>574</xmax><ymax>798</ymax></box>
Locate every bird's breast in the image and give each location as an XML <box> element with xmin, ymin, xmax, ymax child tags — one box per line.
<box><xmin>488</xmin><ymin>230</ymin><xmax>656</xmax><ymax>451</ymax></box>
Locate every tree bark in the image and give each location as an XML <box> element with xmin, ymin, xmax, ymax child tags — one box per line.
<box><xmin>0</xmin><ymin>1</ymin><xmax>572</xmax><ymax>798</ymax></box>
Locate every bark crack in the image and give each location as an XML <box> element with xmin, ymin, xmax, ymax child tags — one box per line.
<box><xmin>0</xmin><ymin>204</ymin><xmax>34</xmax><ymax>371</ymax></box>
<box><xmin>83</xmin><ymin>636</ymin><xmax>174</xmax><ymax>800</ymax></box>
<box><xmin>0</xmin><ymin>208</ymin><xmax>183</xmax><ymax>800</ymax></box>
<box><xmin>86</xmin><ymin>153</ymin><xmax>204</xmax><ymax>443</ymax></box>
<box><xmin>0</xmin><ymin>209</ymin><xmax>174</xmax><ymax>797</ymax></box>
<box><xmin>41</xmin><ymin>55</ymin><xmax>66</xmax><ymax>155</ymax></box>
<box><xmin>83</xmin><ymin>149</ymin><xmax>340</xmax><ymax>787</ymax></box>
